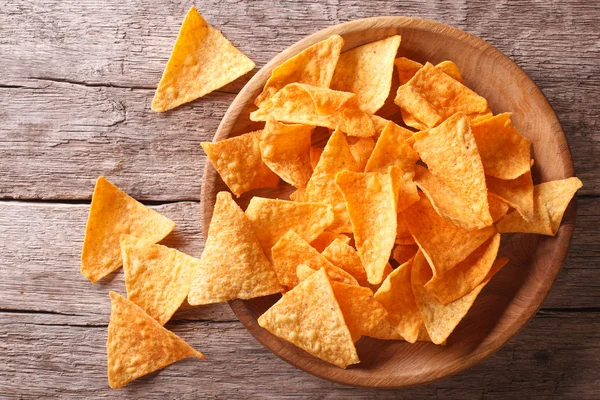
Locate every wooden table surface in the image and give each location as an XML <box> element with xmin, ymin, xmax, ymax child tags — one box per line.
<box><xmin>1</xmin><ymin>0</ymin><xmax>598</xmax><ymax>398</ymax></box>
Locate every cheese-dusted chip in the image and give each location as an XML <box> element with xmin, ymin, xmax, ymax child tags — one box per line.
<box><xmin>336</xmin><ymin>170</ymin><xmax>397</xmax><ymax>285</ymax></box>
<box><xmin>250</xmin><ymin>83</ymin><xmax>376</xmax><ymax>137</ymax></box>
<box><xmin>254</xmin><ymin>35</ymin><xmax>344</xmax><ymax>107</ymax></box>
<box><xmin>107</xmin><ymin>292</ymin><xmax>204</xmax><ymax>389</ymax></box>
<box><xmin>81</xmin><ymin>177</ymin><xmax>175</xmax><ymax>283</ymax></box>
<box><xmin>365</xmin><ymin>121</ymin><xmax>420</xmax><ymax>212</ymax></box>
<box><xmin>331</xmin><ymin>35</ymin><xmax>401</xmax><ymax>114</ymax></box>
<box><xmin>322</xmin><ymin>238</ymin><xmax>369</xmax><ymax>286</ymax></box>
<box><xmin>395</xmin><ymin>63</ymin><xmax>488</xmax><ymax>129</ymax></box>
<box><xmin>497</xmin><ymin>177</ymin><xmax>582</xmax><ymax>236</ymax></box>
<box><xmin>434</xmin><ymin>61</ymin><xmax>464</xmax><ymax>83</ymax></box>
<box><xmin>413</xmin><ymin>113</ymin><xmax>492</xmax><ymax>230</ymax></box>
<box><xmin>374</xmin><ymin>258</ymin><xmax>422</xmax><ymax>343</ymax></box>
<box><xmin>272</xmin><ymin>230</ymin><xmax>358</xmax><ymax>288</ymax></box>
<box><xmin>424</xmin><ymin>233</ymin><xmax>503</xmax><ymax>304</ymax></box>
<box><xmin>152</xmin><ymin>7</ymin><xmax>254</xmax><ymax>112</ymax></box>
<box><xmin>331</xmin><ymin>282</ymin><xmax>388</xmax><ymax>342</ymax></box>
<box><xmin>392</xmin><ymin>244</ymin><xmax>419</xmax><ymax>265</ymax></box>
<box><xmin>303</xmin><ymin>129</ymin><xmax>359</xmax><ymax>232</ymax></box>
<box><xmin>259</xmin><ymin>118</ymin><xmax>314</xmax><ymax>188</ymax></box>
<box><xmin>201</xmin><ymin>131</ymin><xmax>279</xmax><ymax>197</ymax></box>
<box><xmin>311</xmin><ymin>231</ymin><xmax>350</xmax><ymax>252</ymax></box>
<box><xmin>258</xmin><ymin>268</ymin><xmax>359</xmax><ymax>368</ymax></box>
<box><xmin>309</xmin><ymin>146</ymin><xmax>324</xmax><ymax>169</ymax></box>
<box><xmin>487</xmin><ymin>171</ymin><xmax>534</xmax><ymax>222</ymax></box>
<box><xmin>396</xmin><ymin>212</ymin><xmax>412</xmax><ymax>244</ymax></box>
<box><xmin>188</xmin><ymin>192</ymin><xmax>281</xmax><ymax>305</ymax></box>
<box><xmin>245</xmin><ymin>197</ymin><xmax>334</xmax><ymax>257</ymax></box>
<box><xmin>471</xmin><ymin>113</ymin><xmax>531</xmax><ymax>180</ymax></box>
<box><xmin>296</xmin><ymin>263</ymin><xmax>317</xmax><ymax>281</ymax></box>
<box><xmin>403</xmin><ymin>195</ymin><xmax>496</xmax><ymax>276</ymax></box>
<box><xmin>348</xmin><ymin>137</ymin><xmax>376</xmax><ymax>171</ymax></box>
<box><xmin>412</xmin><ymin>250</ymin><xmax>505</xmax><ymax>344</ymax></box>
<box><xmin>488</xmin><ymin>193</ymin><xmax>509</xmax><ymax>222</ymax></box>
<box><xmin>121</xmin><ymin>235</ymin><xmax>200</xmax><ymax>325</ymax></box>
<box><xmin>289</xmin><ymin>187</ymin><xmax>306</xmax><ymax>202</ymax></box>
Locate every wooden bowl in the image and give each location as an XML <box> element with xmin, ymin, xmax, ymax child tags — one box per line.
<box><xmin>201</xmin><ymin>17</ymin><xmax>576</xmax><ymax>388</ymax></box>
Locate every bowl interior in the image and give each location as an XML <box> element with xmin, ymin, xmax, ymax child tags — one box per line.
<box><xmin>201</xmin><ymin>17</ymin><xmax>576</xmax><ymax>388</ymax></box>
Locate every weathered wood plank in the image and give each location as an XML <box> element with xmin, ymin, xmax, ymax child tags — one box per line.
<box><xmin>1</xmin><ymin>310</ymin><xmax>598</xmax><ymax>398</ymax></box>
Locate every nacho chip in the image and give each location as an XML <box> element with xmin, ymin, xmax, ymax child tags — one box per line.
<box><xmin>201</xmin><ymin>131</ymin><xmax>279</xmax><ymax>197</ymax></box>
<box><xmin>497</xmin><ymin>177</ymin><xmax>582</xmax><ymax>236</ymax></box>
<box><xmin>424</xmin><ymin>234</ymin><xmax>503</xmax><ymax>304</ymax></box>
<box><xmin>121</xmin><ymin>235</ymin><xmax>201</xmax><ymax>325</ymax></box>
<box><xmin>254</xmin><ymin>35</ymin><xmax>344</xmax><ymax>107</ymax></box>
<box><xmin>322</xmin><ymin>238</ymin><xmax>369</xmax><ymax>287</ymax></box>
<box><xmin>412</xmin><ymin>250</ymin><xmax>505</xmax><ymax>344</ymax></box>
<box><xmin>188</xmin><ymin>192</ymin><xmax>281</xmax><ymax>305</ymax></box>
<box><xmin>331</xmin><ymin>282</ymin><xmax>388</xmax><ymax>342</ymax></box>
<box><xmin>289</xmin><ymin>187</ymin><xmax>306</xmax><ymax>202</ymax></box>
<box><xmin>107</xmin><ymin>292</ymin><xmax>204</xmax><ymax>389</ymax></box>
<box><xmin>296</xmin><ymin>263</ymin><xmax>317</xmax><ymax>281</ymax></box>
<box><xmin>365</xmin><ymin>121</ymin><xmax>420</xmax><ymax>212</ymax></box>
<box><xmin>403</xmin><ymin>195</ymin><xmax>496</xmax><ymax>276</ymax></box>
<box><xmin>331</xmin><ymin>35</ymin><xmax>401</xmax><ymax>114</ymax></box>
<box><xmin>336</xmin><ymin>170</ymin><xmax>397</xmax><ymax>285</ymax></box>
<box><xmin>309</xmin><ymin>146</ymin><xmax>324</xmax><ymax>169</ymax></box>
<box><xmin>258</xmin><ymin>268</ymin><xmax>359</xmax><ymax>368</ymax></box>
<box><xmin>259</xmin><ymin>118</ymin><xmax>314</xmax><ymax>188</ymax></box>
<box><xmin>152</xmin><ymin>7</ymin><xmax>254</xmax><ymax>112</ymax></box>
<box><xmin>487</xmin><ymin>171</ymin><xmax>534</xmax><ymax>222</ymax></box>
<box><xmin>303</xmin><ymin>129</ymin><xmax>359</xmax><ymax>232</ymax></box>
<box><xmin>81</xmin><ymin>177</ymin><xmax>175</xmax><ymax>283</ymax></box>
<box><xmin>348</xmin><ymin>137</ymin><xmax>376</xmax><ymax>172</ymax></box>
<box><xmin>367</xmin><ymin>320</ymin><xmax>441</xmax><ymax>343</ymax></box>
<box><xmin>272</xmin><ymin>230</ymin><xmax>358</xmax><ymax>288</ymax></box>
<box><xmin>413</xmin><ymin>113</ymin><xmax>492</xmax><ymax>230</ymax></box>
<box><xmin>250</xmin><ymin>83</ymin><xmax>376</xmax><ymax>137</ymax></box>
<box><xmin>396</xmin><ymin>212</ymin><xmax>412</xmax><ymax>244</ymax></box>
<box><xmin>395</xmin><ymin>63</ymin><xmax>488</xmax><ymax>129</ymax></box>
<box><xmin>435</xmin><ymin>60</ymin><xmax>464</xmax><ymax>83</ymax></box>
<box><xmin>245</xmin><ymin>197</ymin><xmax>334</xmax><ymax>257</ymax></box>
<box><xmin>471</xmin><ymin>113</ymin><xmax>531</xmax><ymax>180</ymax></box>
<box><xmin>310</xmin><ymin>231</ymin><xmax>350</xmax><ymax>252</ymax></box>
<box><xmin>392</xmin><ymin>244</ymin><xmax>419</xmax><ymax>265</ymax></box>
<box><xmin>374</xmin><ymin>258</ymin><xmax>422</xmax><ymax>343</ymax></box>
<box><xmin>488</xmin><ymin>193</ymin><xmax>509</xmax><ymax>223</ymax></box>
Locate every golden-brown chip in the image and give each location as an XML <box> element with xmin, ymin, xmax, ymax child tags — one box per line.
<box><xmin>336</xmin><ymin>170</ymin><xmax>397</xmax><ymax>285</ymax></box>
<box><xmin>471</xmin><ymin>113</ymin><xmax>531</xmax><ymax>180</ymax></box>
<box><xmin>348</xmin><ymin>137</ymin><xmax>376</xmax><ymax>172</ymax></box>
<box><xmin>395</xmin><ymin>212</ymin><xmax>412</xmax><ymax>244</ymax></box>
<box><xmin>188</xmin><ymin>192</ymin><xmax>281</xmax><ymax>305</ymax></box>
<box><xmin>245</xmin><ymin>197</ymin><xmax>334</xmax><ymax>257</ymax></box>
<box><xmin>81</xmin><ymin>177</ymin><xmax>175</xmax><ymax>283</ymax></box>
<box><xmin>250</xmin><ymin>83</ymin><xmax>376</xmax><ymax>137</ymax></box>
<box><xmin>331</xmin><ymin>282</ymin><xmax>388</xmax><ymax>342</ymax></box>
<box><xmin>392</xmin><ymin>244</ymin><xmax>419</xmax><ymax>266</ymax></box>
<box><xmin>303</xmin><ymin>129</ymin><xmax>359</xmax><ymax>232</ymax></box>
<box><xmin>258</xmin><ymin>268</ymin><xmax>359</xmax><ymax>368</ymax></box>
<box><xmin>488</xmin><ymin>193</ymin><xmax>509</xmax><ymax>223</ymax></box>
<box><xmin>403</xmin><ymin>195</ymin><xmax>496</xmax><ymax>276</ymax></box>
<box><xmin>367</xmin><ymin>320</ymin><xmax>442</xmax><ymax>343</ymax></box>
<box><xmin>309</xmin><ymin>146</ymin><xmax>324</xmax><ymax>170</ymax></box>
<box><xmin>331</xmin><ymin>35</ymin><xmax>401</xmax><ymax>114</ymax></box>
<box><xmin>487</xmin><ymin>172</ymin><xmax>534</xmax><ymax>222</ymax></box>
<box><xmin>107</xmin><ymin>292</ymin><xmax>204</xmax><ymax>389</ymax></box>
<box><xmin>496</xmin><ymin>177</ymin><xmax>582</xmax><ymax>235</ymax></box>
<box><xmin>413</xmin><ymin>113</ymin><xmax>492</xmax><ymax>230</ymax></box>
<box><xmin>374</xmin><ymin>258</ymin><xmax>422</xmax><ymax>343</ymax></box>
<box><xmin>121</xmin><ymin>235</ymin><xmax>200</xmax><ymax>325</ymax></box>
<box><xmin>310</xmin><ymin>231</ymin><xmax>350</xmax><ymax>252</ymax></box>
<box><xmin>201</xmin><ymin>131</ymin><xmax>279</xmax><ymax>197</ymax></box>
<box><xmin>152</xmin><ymin>7</ymin><xmax>254</xmax><ymax>112</ymax></box>
<box><xmin>322</xmin><ymin>238</ymin><xmax>369</xmax><ymax>287</ymax></box>
<box><xmin>254</xmin><ymin>35</ymin><xmax>344</xmax><ymax>107</ymax></box>
<box><xmin>289</xmin><ymin>187</ymin><xmax>306</xmax><ymax>202</ymax></box>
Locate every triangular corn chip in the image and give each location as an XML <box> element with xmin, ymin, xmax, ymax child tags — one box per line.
<box><xmin>310</xmin><ymin>231</ymin><xmax>350</xmax><ymax>252</ymax></box>
<box><xmin>309</xmin><ymin>146</ymin><xmax>324</xmax><ymax>169</ymax></box>
<box><xmin>259</xmin><ymin>118</ymin><xmax>314</xmax><ymax>188</ymax></box>
<box><xmin>336</xmin><ymin>170</ymin><xmax>397</xmax><ymax>285</ymax></box>
<box><xmin>245</xmin><ymin>197</ymin><xmax>334</xmax><ymax>257</ymax></box>
<box><xmin>254</xmin><ymin>35</ymin><xmax>344</xmax><ymax>107</ymax></box>
<box><xmin>435</xmin><ymin>61</ymin><xmax>464</xmax><ymax>83</ymax></box>
<box><xmin>272</xmin><ymin>230</ymin><xmax>358</xmax><ymax>288</ymax></box>
<box><xmin>258</xmin><ymin>268</ymin><xmax>359</xmax><ymax>368</ymax></box>
<box><xmin>331</xmin><ymin>282</ymin><xmax>388</xmax><ymax>342</ymax></box>
<box><xmin>487</xmin><ymin>171</ymin><xmax>534</xmax><ymax>222</ymax></box>
<box><xmin>413</xmin><ymin>113</ymin><xmax>492</xmax><ymax>230</ymax></box>
<box><xmin>411</xmin><ymin>250</ymin><xmax>505</xmax><ymax>344</ymax></box>
<box><xmin>107</xmin><ymin>292</ymin><xmax>204</xmax><ymax>389</ymax></box>
<box><xmin>250</xmin><ymin>83</ymin><xmax>375</xmax><ymax>137</ymax></box>
<box><xmin>497</xmin><ymin>177</ymin><xmax>582</xmax><ymax>236</ymax></box>
<box><xmin>152</xmin><ymin>7</ymin><xmax>254</xmax><ymax>112</ymax></box>
<box><xmin>201</xmin><ymin>131</ymin><xmax>279</xmax><ymax>197</ymax></box>
<box><xmin>188</xmin><ymin>192</ymin><xmax>281</xmax><ymax>305</ymax></box>
<box><xmin>396</xmin><ymin>212</ymin><xmax>412</xmax><ymax>244</ymax></box>
<box><xmin>331</xmin><ymin>35</ymin><xmax>401</xmax><ymax>114</ymax></box>
<box><xmin>392</xmin><ymin>243</ymin><xmax>419</xmax><ymax>265</ymax></box>
<box><xmin>121</xmin><ymin>235</ymin><xmax>200</xmax><ymax>325</ymax></box>
<box><xmin>367</xmin><ymin>320</ymin><xmax>440</xmax><ymax>343</ymax></box>
<box><xmin>348</xmin><ymin>137</ymin><xmax>376</xmax><ymax>172</ymax></box>
<box><xmin>322</xmin><ymin>238</ymin><xmax>369</xmax><ymax>287</ymax></box>
<box><xmin>488</xmin><ymin>193</ymin><xmax>509</xmax><ymax>222</ymax></box>
<box><xmin>395</xmin><ymin>63</ymin><xmax>488</xmax><ymax>129</ymax></box>
<box><xmin>424</xmin><ymin>233</ymin><xmax>504</xmax><ymax>304</ymax></box>
<box><xmin>403</xmin><ymin>195</ymin><xmax>496</xmax><ymax>276</ymax></box>
<box><xmin>471</xmin><ymin>113</ymin><xmax>531</xmax><ymax>180</ymax></box>
<box><xmin>365</xmin><ymin>121</ymin><xmax>420</xmax><ymax>212</ymax></box>
<box><xmin>303</xmin><ymin>129</ymin><xmax>359</xmax><ymax>232</ymax></box>
<box><xmin>374</xmin><ymin>258</ymin><xmax>422</xmax><ymax>343</ymax></box>
<box><xmin>296</xmin><ymin>263</ymin><xmax>318</xmax><ymax>282</ymax></box>
<box><xmin>81</xmin><ymin>177</ymin><xmax>175</xmax><ymax>283</ymax></box>
<box><xmin>289</xmin><ymin>187</ymin><xmax>306</xmax><ymax>202</ymax></box>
